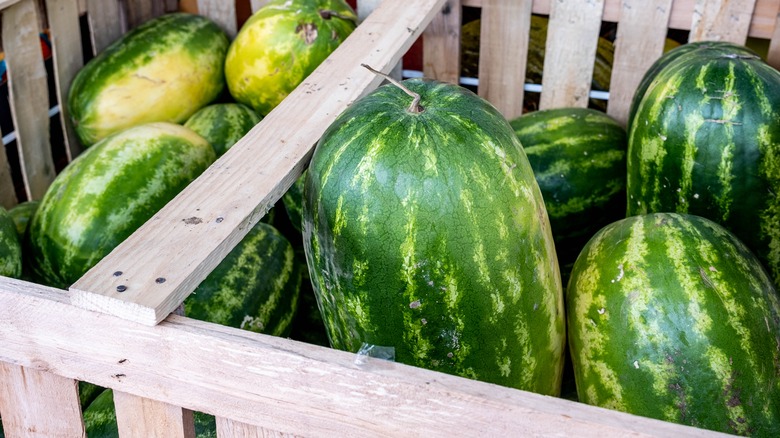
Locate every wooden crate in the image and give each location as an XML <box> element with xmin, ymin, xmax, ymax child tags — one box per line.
<box><xmin>0</xmin><ymin>0</ymin><xmax>777</xmax><ymax>435</ymax></box>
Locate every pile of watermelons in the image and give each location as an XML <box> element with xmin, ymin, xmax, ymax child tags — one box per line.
<box><xmin>1</xmin><ymin>0</ymin><xmax>780</xmax><ymax>436</ymax></box>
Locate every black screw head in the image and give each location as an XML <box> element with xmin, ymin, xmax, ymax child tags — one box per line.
<box><xmin>113</xmin><ymin>271</ymin><xmax>123</xmax><ymax>277</ymax></box>
<box><xmin>116</xmin><ymin>285</ymin><xmax>127</xmax><ymax>293</ymax></box>
<box><xmin>155</xmin><ymin>277</ymin><xmax>166</xmax><ymax>284</ymax></box>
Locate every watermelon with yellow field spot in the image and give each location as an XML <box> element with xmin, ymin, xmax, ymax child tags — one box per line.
<box><xmin>224</xmin><ymin>0</ymin><xmax>357</xmax><ymax>116</ymax></box>
<box><xmin>303</xmin><ymin>78</ymin><xmax>565</xmax><ymax>395</ymax></box>
<box><xmin>567</xmin><ymin>212</ymin><xmax>780</xmax><ymax>435</ymax></box>
<box><xmin>28</xmin><ymin>122</ymin><xmax>215</xmax><ymax>288</ymax></box>
<box><xmin>68</xmin><ymin>13</ymin><xmax>229</xmax><ymax>147</ymax></box>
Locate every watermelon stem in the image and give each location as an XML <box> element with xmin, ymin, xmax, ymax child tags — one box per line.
<box><xmin>361</xmin><ymin>64</ymin><xmax>423</xmax><ymax>113</ymax></box>
<box><xmin>320</xmin><ymin>9</ymin><xmax>357</xmax><ymax>24</ymax></box>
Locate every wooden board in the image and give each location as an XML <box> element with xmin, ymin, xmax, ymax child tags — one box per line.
<box><xmin>45</xmin><ymin>0</ymin><xmax>84</xmax><ymax>162</ymax></box>
<box><xmin>689</xmin><ymin>0</ymin><xmax>758</xmax><ymax>44</ymax></box>
<box><xmin>539</xmin><ymin>0</ymin><xmax>605</xmax><ymax>110</ymax></box>
<box><xmin>69</xmin><ymin>0</ymin><xmax>449</xmax><ymax>326</ymax></box>
<box><xmin>197</xmin><ymin>0</ymin><xmax>237</xmax><ymax>38</ymax></box>
<box><xmin>86</xmin><ymin>0</ymin><xmax>124</xmax><ymax>55</ymax></box>
<box><xmin>607</xmin><ymin>0</ymin><xmax>673</xmax><ymax>127</ymax></box>
<box><xmin>477</xmin><ymin>0</ymin><xmax>532</xmax><ymax>119</ymax></box>
<box><xmin>422</xmin><ymin>0</ymin><xmax>461</xmax><ymax>85</ymax></box>
<box><xmin>0</xmin><ymin>362</ymin><xmax>84</xmax><ymax>437</ymax></box>
<box><xmin>359</xmin><ymin>0</ymin><xmax>402</xmax><ymax>80</ymax></box>
<box><xmin>1</xmin><ymin>277</ymin><xmax>727</xmax><ymax>437</ymax></box>
<box><xmin>215</xmin><ymin>418</ymin><xmax>291</xmax><ymax>438</ymax></box>
<box><xmin>0</xmin><ymin>140</ymin><xmax>17</xmax><ymax>208</ymax></box>
<box><xmin>249</xmin><ymin>0</ymin><xmax>270</xmax><ymax>13</ymax></box>
<box><xmin>2</xmin><ymin>0</ymin><xmax>56</xmax><ymax>201</ymax></box>
<box><xmin>114</xmin><ymin>391</ymin><xmax>196</xmax><ymax>438</ymax></box>
<box><xmin>125</xmin><ymin>0</ymin><xmax>164</xmax><ymax>30</ymax></box>
<box><xmin>768</xmin><ymin>7</ymin><xmax>780</xmax><ymax>69</ymax></box>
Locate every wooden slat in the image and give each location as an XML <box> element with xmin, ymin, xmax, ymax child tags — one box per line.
<box><xmin>249</xmin><ymin>0</ymin><xmax>269</xmax><ymax>14</ymax></box>
<box><xmin>114</xmin><ymin>391</ymin><xmax>195</xmax><ymax>438</ymax></box>
<box><xmin>215</xmin><ymin>418</ymin><xmax>290</xmax><ymax>438</ymax></box>
<box><xmin>86</xmin><ymin>0</ymin><xmax>124</xmax><ymax>55</ymax></box>
<box><xmin>2</xmin><ymin>0</ymin><xmax>56</xmax><ymax>201</ymax></box>
<box><xmin>607</xmin><ymin>0</ymin><xmax>673</xmax><ymax>127</ymax></box>
<box><xmin>69</xmin><ymin>0</ymin><xmax>448</xmax><ymax>326</ymax></box>
<box><xmin>125</xmin><ymin>0</ymin><xmax>164</xmax><ymax>30</ymax></box>
<box><xmin>0</xmin><ymin>142</ymin><xmax>18</xmax><ymax>208</ymax></box>
<box><xmin>689</xmin><ymin>0</ymin><xmax>758</xmax><ymax>44</ymax></box>
<box><xmin>477</xmin><ymin>0</ymin><xmax>532</xmax><ymax>119</ymax></box>
<box><xmin>0</xmin><ymin>362</ymin><xmax>84</xmax><ymax>437</ymax></box>
<box><xmin>422</xmin><ymin>0</ymin><xmax>461</xmax><ymax>85</ymax></box>
<box><xmin>45</xmin><ymin>0</ymin><xmax>84</xmax><ymax>162</ymax></box>
<box><xmin>539</xmin><ymin>0</ymin><xmax>605</xmax><ymax>110</ymax></box>
<box><xmin>197</xmin><ymin>0</ymin><xmax>237</xmax><ymax>38</ymax></box>
<box><xmin>0</xmin><ymin>277</ymin><xmax>725</xmax><ymax>437</ymax></box>
<box><xmin>767</xmin><ymin>7</ymin><xmax>780</xmax><ymax>69</ymax></box>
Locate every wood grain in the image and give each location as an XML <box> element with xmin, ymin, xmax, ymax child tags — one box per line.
<box><xmin>2</xmin><ymin>0</ymin><xmax>56</xmax><ymax>201</ymax></box>
<box><xmin>86</xmin><ymin>0</ymin><xmax>124</xmax><ymax>55</ymax></box>
<box><xmin>607</xmin><ymin>0</ymin><xmax>673</xmax><ymax>127</ymax></box>
<box><xmin>215</xmin><ymin>418</ymin><xmax>295</xmax><ymax>438</ymax></box>
<box><xmin>197</xmin><ymin>0</ymin><xmax>237</xmax><ymax>38</ymax></box>
<box><xmin>45</xmin><ymin>0</ymin><xmax>84</xmax><ymax>162</ymax></box>
<box><xmin>477</xmin><ymin>0</ymin><xmax>532</xmax><ymax>119</ymax></box>
<box><xmin>124</xmin><ymin>0</ymin><xmax>165</xmax><ymax>30</ymax></box>
<box><xmin>423</xmin><ymin>0</ymin><xmax>461</xmax><ymax>85</ymax></box>
<box><xmin>69</xmin><ymin>0</ymin><xmax>449</xmax><ymax>326</ymax></box>
<box><xmin>539</xmin><ymin>0</ymin><xmax>606</xmax><ymax>110</ymax></box>
<box><xmin>0</xmin><ymin>362</ymin><xmax>84</xmax><ymax>437</ymax></box>
<box><xmin>359</xmin><ymin>0</ymin><xmax>402</xmax><ymax>80</ymax></box>
<box><xmin>689</xmin><ymin>0</ymin><xmax>758</xmax><ymax>44</ymax></box>
<box><xmin>114</xmin><ymin>391</ymin><xmax>196</xmax><ymax>438</ymax></box>
<box><xmin>767</xmin><ymin>7</ymin><xmax>780</xmax><ymax>69</ymax></box>
<box><xmin>1</xmin><ymin>277</ymin><xmax>726</xmax><ymax>437</ymax></box>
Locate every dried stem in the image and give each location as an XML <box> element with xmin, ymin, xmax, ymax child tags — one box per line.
<box><xmin>361</xmin><ymin>63</ymin><xmax>423</xmax><ymax>113</ymax></box>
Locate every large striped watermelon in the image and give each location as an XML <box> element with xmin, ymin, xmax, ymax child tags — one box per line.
<box><xmin>627</xmin><ymin>42</ymin><xmax>780</xmax><ymax>285</ymax></box>
<box><xmin>303</xmin><ymin>78</ymin><xmax>565</xmax><ymax>394</ymax></box>
<box><xmin>68</xmin><ymin>13</ymin><xmax>229</xmax><ymax>147</ymax></box>
<box><xmin>510</xmin><ymin>108</ymin><xmax>627</xmax><ymax>276</ymax></box>
<box><xmin>567</xmin><ymin>212</ymin><xmax>780</xmax><ymax>435</ymax></box>
<box><xmin>184</xmin><ymin>103</ymin><xmax>261</xmax><ymax>157</ymax></box>
<box><xmin>185</xmin><ymin>221</ymin><xmax>302</xmax><ymax>337</ymax></box>
<box><xmin>224</xmin><ymin>0</ymin><xmax>357</xmax><ymax>116</ymax></box>
<box><xmin>28</xmin><ymin>123</ymin><xmax>215</xmax><ymax>288</ymax></box>
<box><xmin>0</xmin><ymin>206</ymin><xmax>22</xmax><ymax>278</ymax></box>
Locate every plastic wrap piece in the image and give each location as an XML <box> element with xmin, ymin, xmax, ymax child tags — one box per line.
<box><xmin>354</xmin><ymin>343</ymin><xmax>396</xmax><ymax>366</ymax></box>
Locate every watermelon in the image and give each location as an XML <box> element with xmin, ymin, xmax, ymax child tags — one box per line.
<box><xmin>627</xmin><ymin>42</ymin><xmax>780</xmax><ymax>285</ymax></box>
<box><xmin>185</xmin><ymin>221</ymin><xmax>302</xmax><ymax>337</ymax></box>
<box><xmin>224</xmin><ymin>0</ymin><xmax>357</xmax><ymax>116</ymax></box>
<box><xmin>510</xmin><ymin>108</ymin><xmax>627</xmax><ymax>276</ymax></box>
<box><xmin>28</xmin><ymin>122</ymin><xmax>215</xmax><ymax>288</ymax></box>
<box><xmin>8</xmin><ymin>200</ymin><xmax>39</xmax><ymax>238</ymax></box>
<box><xmin>184</xmin><ymin>103</ymin><xmax>262</xmax><ymax>157</ymax></box>
<box><xmin>0</xmin><ymin>206</ymin><xmax>22</xmax><ymax>278</ymax></box>
<box><xmin>83</xmin><ymin>388</ymin><xmax>217</xmax><ymax>438</ymax></box>
<box><xmin>282</xmin><ymin>172</ymin><xmax>306</xmax><ymax>233</ymax></box>
<box><xmin>68</xmin><ymin>13</ymin><xmax>229</xmax><ymax>147</ymax></box>
<box><xmin>303</xmin><ymin>77</ymin><xmax>565</xmax><ymax>394</ymax></box>
<box><xmin>567</xmin><ymin>212</ymin><xmax>780</xmax><ymax>435</ymax></box>
<box><xmin>627</xmin><ymin>41</ymin><xmax>757</xmax><ymax>131</ymax></box>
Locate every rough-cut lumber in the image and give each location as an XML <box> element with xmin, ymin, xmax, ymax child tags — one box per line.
<box><xmin>197</xmin><ymin>0</ymin><xmax>237</xmax><ymax>38</ymax></box>
<box><xmin>689</xmin><ymin>0</ymin><xmax>758</xmax><ymax>44</ymax></box>
<box><xmin>69</xmin><ymin>0</ymin><xmax>449</xmax><ymax>326</ymax></box>
<box><xmin>114</xmin><ymin>391</ymin><xmax>195</xmax><ymax>438</ymax></box>
<box><xmin>86</xmin><ymin>0</ymin><xmax>124</xmax><ymax>55</ymax></box>
<box><xmin>423</xmin><ymin>0</ymin><xmax>461</xmax><ymax>85</ymax></box>
<box><xmin>1</xmin><ymin>277</ymin><xmax>726</xmax><ymax>437</ymax></box>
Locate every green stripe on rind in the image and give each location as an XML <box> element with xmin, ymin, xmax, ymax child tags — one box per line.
<box><xmin>185</xmin><ymin>222</ymin><xmax>302</xmax><ymax>337</ymax></box>
<box><xmin>510</xmin><ymin>108</ymin><xmax>627</xmax><ymax>267</ymax></box>
<box><xmin>68</xmin><ymin>13</ymin><xmax>229</xmax><ymax>146</ymax></box>
<box><xmin>225</xmin><ymin>0</ymin><xmax>357</xmax><ymax>116</ymax></box>
<box><xmin>28</xmin><ymin>122</ymin><xmax>215</xmax><ymax>288</ymax></box>
<box><xmin>303</xmin><ymin>79</ymin><xmax>565</xmax><ymax>395</ymax></box>
<box><xmin>0</xmin><ymin>207</ymin><xmax>22</xmax><ymax>278</ymax></box>
<box><xmin>567</xmin><ymin>213</ymin><xmax>780</xmax><ymax>435</ymax></box>
<box><xmin>627</xmin><ymin>44</ymin><xmax>780</xmax><ymax>286</ymax></box>
<box><xmin>184</xmin><ymin>103</ymin><xmax>262</xmax><ymax>157</ymax></box>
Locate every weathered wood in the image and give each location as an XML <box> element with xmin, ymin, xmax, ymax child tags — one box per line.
<box><xmin>768</xmin><ymin>6</ymin><xmax>780</xmax><ymax>69</ymax></box>
<box><xmin>124</xmin><ymin>0</ymin><xmax>164</xmax><ymax>30</ymax></box>
<box><xmin>539</xmin><ymin>0</ymin><xmax>605</xmax><ymax>110</ymax></box>
<box><xmin>69</xmin><ymin>0</ymin><xmax>449</xmax><ymax>326</ymax></box>
<box><xmin>45</xmin><ymin>0</ymin><xmax>84</xmax><ymax>162</ymax></box>
<box><xmin>249</xmin><ymin>0</ymin><xmax>269</xmax><ymax>13</ymax></box>
<box><xmin>1</xmin><ymin>277</ymin><xmax>725</xmax><ymax>437</ymax></box>
<box><xmin>689</xmin><ymin>0</ymin><xmax>758</xmax><ymax>44</ymax></box>
<box><xmin>114</xmin><ymin>391</ymin><xmax>196</xmax><ymax>438</ymax></box>
<box><xmin>607</xmin><ymin>0</ymin><xmax>673</xmax><ymax>127</ymax></box>
<box><xmin>197</xmin><ymin>0</ymin><xmax>237</xmax><ymax>38</ymax></box>
<box><xmin>477</xmin><ymin>0</ymin><xmax>532</xmax><ymax>119</ymax></box>
<box><xmin>359</xmin><ymin>0</ymin><xmax>402</xmax><ymax>81</ymax></box>
<box><xmin>2</xmin><ymin>0</ymin><xmax>55</xmax><ymax>201</ymax></box>
<box><xmin>0</xmin><ymin>362</ymin><xmax>84</xmax><ymax>437</ymax></box>
<box><xmin>86</xmin><ymin>0</ymin><xmax>124</xmax><ymax>54</ymax></box>
<box><xmin>423</xmin><ymin>0</ymin><xmax>461</xmax><ymax>85</ymax></box>
<box><xmin>215</xmin><ymin>418</ymin><xmax>293</xmax><ymax>438</ymax></box>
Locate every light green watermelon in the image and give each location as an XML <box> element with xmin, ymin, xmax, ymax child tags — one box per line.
<box><xmin>184</xmin><ymin>103</ymin><xmax>261</xmax><ymax>157</ymax></box>
<box><xmin>0</xmin><ymin>206</ymin><xmax>22</xmax><ymax>278</ymax></box>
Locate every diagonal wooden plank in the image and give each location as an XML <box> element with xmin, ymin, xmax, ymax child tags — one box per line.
<box><xmin>0</xmin><ymin>362</ymin><xmax>84</xmax><ymax>437</ymax></box>
<box><xmin>607</xmin><ymin>0</ymin><xmax>673</xmax><ymax>127</ymax></box>
<box><xmin>689</xmin><ymin>0</ymin><xmax>758</xmax><ymax>44</ymax></box>
<box><xmin>539</xmin><ymin>0</ymin><xmax>605</xmax><ymax>110</ymax></box>
<box><xmin>2</xmin><ymin>0</ymin><xmax>55</xmax><ymax>201</ymax></box>
<box><xmin>477</xmin><ymin>0</ymin><xmax>532</xmax><ymax>119</ymax></box>
<box><xmin>69</xmin><ymin>0</ymin><xmax>448</xmax><ymax>326</ymax></box>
